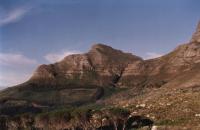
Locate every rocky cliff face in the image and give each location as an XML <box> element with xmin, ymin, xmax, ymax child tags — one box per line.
<box><xmin>191</xmin><ymin>21</ymin><xmax>200</xmax><ymax>43</ymax></box>
<box><xmin>29</xmin><ymin>44</ymin><xmax>142</xmax><ymax>87</ymax></box>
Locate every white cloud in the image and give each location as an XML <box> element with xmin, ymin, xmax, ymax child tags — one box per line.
<box><xmin>145</xmin><ymin>52</ymin><xmax>163</xmax><ymax>59</ymax></box>
<box><xmin>44</xmin><ymin>50</ymin><xmax>80</xmax><ymax>63</ymax></box>
<box><xmin>0</xmin><ymin>71</ymin><xmax>31</xmax><ymax>87</ymax></box>
<box><xmin>0</xmin><ymin>7</ymin><xmax>31</xmax><ymax>27</ymax></box>
<box><xmin>0</xmin><ymin>50</ymin><xmax>81</xmax><ymax>86</ymax></box>
<box><xmin>0</xmin><ymin>52</ymin><xmax>38</xmax><ymax>87</ymax></box>
<box><xmin>0</xmin><ymin>53</ymin><xmax>37</xmax><ymax>66</ymax></box>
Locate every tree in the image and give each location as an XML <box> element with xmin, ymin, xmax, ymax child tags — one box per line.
<box><xmin>106</xmin><ymin>107</ymin><xmax>130</xmax><ymax>130</ymax></box>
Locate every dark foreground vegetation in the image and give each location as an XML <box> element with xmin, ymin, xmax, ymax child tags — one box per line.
<box><xmin>0</xmin><ymin>104</ymin><xmax>153</xmax><ymax>130</ymax></box>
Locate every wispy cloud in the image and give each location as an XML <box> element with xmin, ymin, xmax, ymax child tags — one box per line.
<box><xmin>0</xmin><ymin>52</ymin><xmax>38</xmax><ymax>87</ymax></box>
<box><xmin>145</xmin><ymin>52</ymin><xmax>163</xmax><ymax>59</ymax></box>
<box><xmin>0</xmin><ymin>71</ymin><xmax>31</xmax><ymax>87</ymax></box>
<box><xmin>0</xmin><ymin>7</ymin><xmax>31</xmax><ymax>27</ymax></box>
<box><xmin>44</xmin><ymin>50</ymin><xmax>81</xmax><ymax>63</ymax></box>
<box><xmin>0</xmin><ymin>53</ymin><xmax>37</xmax><ymax>66</ymax></box>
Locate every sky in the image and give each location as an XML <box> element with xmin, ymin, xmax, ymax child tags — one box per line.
<box><xmin>0</xmin><ymin>0</ymin><xmax>199</xmax><ymax>87</ymax></box>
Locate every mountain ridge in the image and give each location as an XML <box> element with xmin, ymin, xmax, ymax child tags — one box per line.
<box><xmin>0</xmin><ymin>22</ymin><xmax>200</xmax><ymax>130</ymax></box>
<box><xmin>2</xmin><ymin>22</ymin><xmax>200</xmax><ymax>100</ymax></box>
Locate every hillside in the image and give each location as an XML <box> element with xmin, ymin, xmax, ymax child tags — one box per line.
<box><xmin>0</xmin><ymin>22</ymin><xmax>200</xmax><ymax>130</ymax></box>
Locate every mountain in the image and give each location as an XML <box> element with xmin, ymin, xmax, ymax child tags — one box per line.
<box><xmin>30</xmin><ymin>44</ymin><xmax>142</xmax><ymax>87</ymax></box>
<box><xmin>0</xmin><ymin>44</ymin><xmax>142</xmax><ymax>106</ymax></box>
<box><xmin>0</xmin><ymin>22</ymin><xmax>200</xmax><ymax>130</ymax></box>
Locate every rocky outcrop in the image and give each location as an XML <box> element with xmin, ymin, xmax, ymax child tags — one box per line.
<box><xmin>191</xmin><ymin>21</ymin><xmax>200</xmax><ymax>43</ymax></box>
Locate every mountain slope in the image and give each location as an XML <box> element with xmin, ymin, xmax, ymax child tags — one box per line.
<box><xmin>1</xmin><ymin>23</ymin><xmax>200</xmax><ymax>105</ymax></box>
<box><xmin>29</xmin><ymin>44</ymin><xmax>142</xmax><ymax>87</ymax></box>
<box><xmin>0</xmin><ymin>44</ymin><xmax>142</xmax><ymax>105</ymax></box>
<box><xmin>0</xmin><ymin>22</ymin><xmax>200</xmax><ymax>130</ymax></box>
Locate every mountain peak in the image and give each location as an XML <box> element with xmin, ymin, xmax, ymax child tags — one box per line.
<box><xmin>191</xmin><ymin>21</ymin><xmax>200</xmax><ymax>43</ymax></box>
<box><xmin>89</xmin><ymin>43</ymin><xmax>123</xmax><ymax>56</ymax></box>
<box><xmin>88</xmin><ymin>43</ymin><xmax>142</xmax><ymax>61</ymax></box>
<box><xmin>90</xmin><ymin>43</ymin><xmax>114</xmax><ymax>52</ymax></box>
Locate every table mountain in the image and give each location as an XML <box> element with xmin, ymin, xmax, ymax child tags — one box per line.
<box><xmin>0</xmin><ymin>21</ymin><xmax>200</xmax><ymax>130</ymax></box>
<box><xmin>30</xmin><ymin>44</ymin><xmax>142</xmax><ymax>88</ymax></box>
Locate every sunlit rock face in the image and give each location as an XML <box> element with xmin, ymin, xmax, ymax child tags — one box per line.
<box><xmin>29</xmin><ymin>43</ymin><xmax>142</xmax><ymax>87</ymax></box>
<box><xmin>168</xmin><ymin>21</ymin><xmax>200</xmax><ymax>66</ymax></box>
<box><xmin>191</xmin><ymin>21</ymin><xmax>200</xmax><ymax>43</ymax></box>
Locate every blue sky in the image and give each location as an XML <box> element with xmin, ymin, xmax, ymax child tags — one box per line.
<box><xmin>0</xmin><ymin>0</ymin><xmax>199</xmax><ymax>87</ymax></box>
